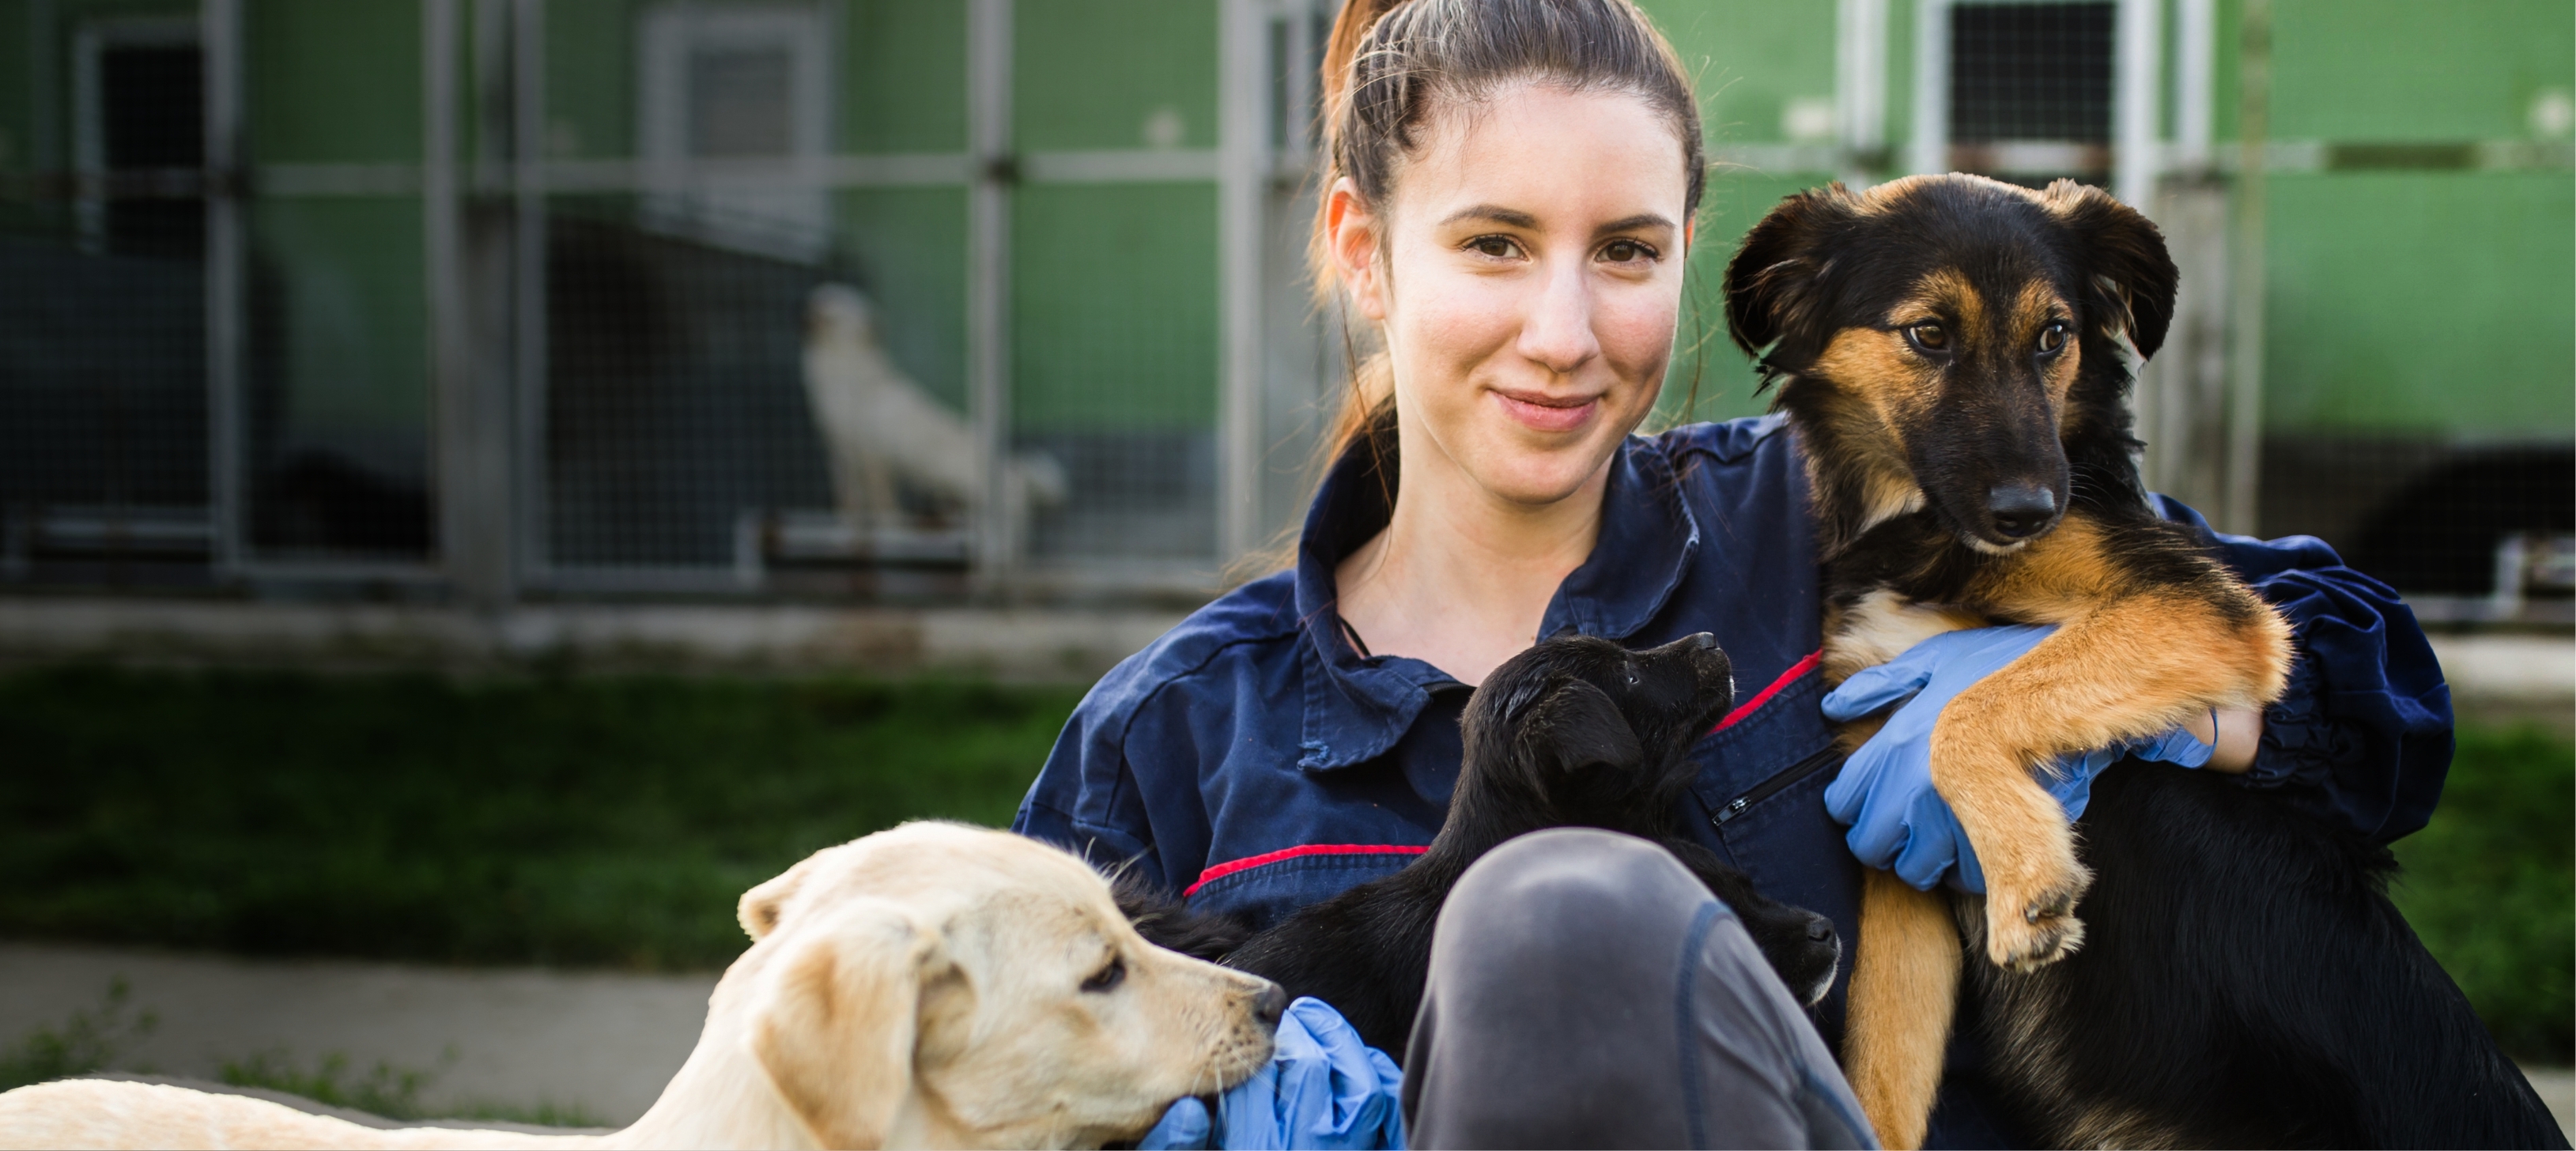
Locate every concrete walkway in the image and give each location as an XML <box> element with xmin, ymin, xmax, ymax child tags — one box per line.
<box><xmin>0</xmin><ymin>943</ymin><xmax>715</xmax><ymax>1124</ymax></box>
<box><xmin>5</xmin><ymin>947</ymin><xmax>2576</xmax><ymax>1143</ymax></box>
<box><xmin>5</xmin><ymin>942</ymin><xmax>2570</xmax><ymax>1138</ymax></box>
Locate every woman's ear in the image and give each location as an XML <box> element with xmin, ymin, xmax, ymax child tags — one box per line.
<box><xmin>1327</xmin><ymin>177</ymin><xmax>1388</xmax><ymax>321</ymax></box>
<box><xmin>1722</xmin><ymin>183</ymin><xmax>1860</xmax><ymax>364</ymax></box>
<box><xmin>748</xmin><ymin>900</ymin><xmax>949</xmax><ymax>1149</ymax></box>
<box><xmin>2042</xmin><ymin>180</ymin><xmax>2179</xmax><ymax>360</ymax></box>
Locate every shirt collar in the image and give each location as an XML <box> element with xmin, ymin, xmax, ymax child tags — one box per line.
<box><xmin>1290</xmin><ymin>432</ymin><xmax>1702</xmax><ymax>772</ymax></box>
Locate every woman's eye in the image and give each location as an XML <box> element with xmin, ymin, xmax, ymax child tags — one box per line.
<box><xmin>1081</xmin><ymin>957</ymin><xmax>1127</xmax><ymax>994</ymax></box>
<box><xmin>1466</xmin><ymin>236</ymin><xmax>1520</xmax><ymax>259</ymax></box>
<box><xmin>1599</xmin><ymin>240</ymin><xmax>1654</xmax><ymax>263</ymax></box>
<box><xmin>2036</xmin><ymin>322</ymin><xmax>2068</xmax><ymax>355</ymax></box>
<box><xmin>1906</xmin><ymin>323</ymin><xmax>1949</xmax><ymax>353</ymax></box>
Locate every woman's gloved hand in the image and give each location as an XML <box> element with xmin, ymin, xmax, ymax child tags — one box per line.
<box><xmin>1139</xmin><ymin>996</ymin><xmax>1405</xmax><ymax>1150</ymax></box>
<box><xmin>1819</xmin><ymin>625</ymin><xmax>2215</xmax><ymax>892</ymax></box>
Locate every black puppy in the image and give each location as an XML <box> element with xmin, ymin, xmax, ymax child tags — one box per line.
<box><xmin>1121</xmin><ymin>632</ymin><xmax>1842</xmax><ymax>1059</ymax></box>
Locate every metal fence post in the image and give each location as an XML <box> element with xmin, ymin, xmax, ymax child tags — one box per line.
<box><xmin>512</xmin><ymin>0</ymin><xmax>550</xmax><ymax>591</ymax></box>
<box><xmin>1218</xmin><ymin>0</ymin><xmax>1266</xmax><ymax>570</ymax></box>
<box><xmin>2111</xmin><ymin>0</ymin><xmax>2162</xmax><ymax>213</ymax></box>
<box><xmin>1835</xmin><ymin>0</ymin><xmax>1887</xmax><ymax>186</ymax></box>
<box><xmin>2222</xmin><ymin>0</ymin><xmax>2269</xmax><ymax>537</ymax></box>
<box><xmin>428</xmin><ymin>0</ymin><xmax>514</xmax><ymax>609</ymax></box>
<box><xmin>968</xmin><ymin>0</ymin><xmax>1015</xmax><ymax>595</ymax></box>
<box><xmin>1906</xmin><ymin>0</ymin><xmax>1950</xmax><ymax>176</ymax></box>
<box><xmin>202</xmin><ymin>0</ymin><xmax>244</xmax><ymax>577</ymax></box>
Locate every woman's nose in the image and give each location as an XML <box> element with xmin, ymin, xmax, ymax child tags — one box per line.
<box><xmin>1517</xmin><ymin>260</ymin><xmax>1601</xmax><ymax>375</ymax></box>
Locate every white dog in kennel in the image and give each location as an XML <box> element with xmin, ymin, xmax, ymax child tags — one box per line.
<box><xmin>799</xmin><ymin>284</ymin><xmax>1067</xmax><ymax>542</ymax></box>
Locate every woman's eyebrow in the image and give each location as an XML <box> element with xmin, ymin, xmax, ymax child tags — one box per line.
<box><xmin>1593</xmin><ymin>213</ymin><xmax>1675</xmax><ymax>237</ymax></box>
<box><xmin>1439</xmin><ymin>204</ymin><xmax>1541</xmax><ymax>229</ymax></box>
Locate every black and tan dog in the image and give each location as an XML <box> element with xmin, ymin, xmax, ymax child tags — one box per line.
<box><xmin>1120</xmin><ymin>632</ymin><xmax>1844</xmax><ymax>1059</ymax></box>
<box><xmin>1726</xmin><ymin>172</ymin><xmax>2562</xmax><ymax>1148</ymax></box>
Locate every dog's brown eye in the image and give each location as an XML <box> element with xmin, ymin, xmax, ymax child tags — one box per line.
<box><xmin>1905</xmin><ymin>323</ymin><xmax>1949</xmax><ymax>353</ymax></box>
<box><xmin>1081</xmin><ymin>957</ymin><xmax>1126</xmax><ymax>993</ymax></box>
<box><xmin>2037</xmin><ymin>322</ymin><xmax>2068</xmax><ymax>355</ymax></box>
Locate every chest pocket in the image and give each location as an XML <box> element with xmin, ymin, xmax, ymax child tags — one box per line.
<box><xmin>1688</xmin><ymin>673</ymin><xmax>1839</xmax><ymax>825</ymax></box>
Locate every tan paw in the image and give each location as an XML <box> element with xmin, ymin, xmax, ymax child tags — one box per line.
<box><xmin>1980</xmin><ymin>832</ymin><xmax>2092</xmax><ymax>970</ymax></box>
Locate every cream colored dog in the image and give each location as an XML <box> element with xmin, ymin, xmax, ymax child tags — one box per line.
<box><xmin>0</xmin><ymin>822</ymin><xmax>1283</xmax><ymax>1150</ymax></box>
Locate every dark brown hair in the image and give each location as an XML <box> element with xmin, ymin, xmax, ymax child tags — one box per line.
<box><xmin>1307</xmin><ymin>0</ymin><xmax>1709</xmax><ymax>520</ymax></box>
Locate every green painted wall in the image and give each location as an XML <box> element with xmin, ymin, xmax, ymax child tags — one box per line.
<box><xmin>546</xmin><ymin>0</ymin><xmax>637</xmax><ymax>161</ymax></box>
<box><xmin>836</xmin><ymin>187</ymin><xmax>968</xmax><ymax>409</ymax></box>
<box><xmin>2265</xmin><ymin>171</ymin><xmax>2573</xmax><ymax>435</ymax></box>
<box><xmin>247</xmin><ymin>0</ymin><xmax>421</xmax><ymax>164</ymax></box>
<box><xmin>2257</xmin><ymin>0</ymin><xmax>2574</xmax><ymax>438</ymax></box>
<box><xmin>1014</xmin><ymin>0</ymin><xmax>1218</xmax><ymax>152</ymax></box>
<box><xmin>2266</xmin><ymin>0</ymin><xmax>2571</xmax><ymax>143</ymax></box>
<box><xmin>244</xmin><ymin>0</ymin><xmax>431</xmax><ymax>461</ymax></box>
<box><xmin>844</xmin><ymin>0</ymin><xmax>966</xmax><ymax>154</ymax></box>
<box><xmin>1011</xmin><ymin>182</ymin><xmax>1218</xmax><ymax>432</ymax></box>
<box><xmin>1007</xmin><ymin>1</ymin><xmax>1222</xmax><ymax>432</ymax></box>
<box><xmin>1643</xmin><ymin>1</ymin><xmax>1840</xmax><ymax>425</ymax></box>
<box><xmin>1648</xmin><ymin>0</ymin><xmax>1838</xmax><ymax>149</ymax></box>
<box><xmin>248</xmin><ymin>197</ymin><xmax>430</xmax><ymax>442</ymax></box>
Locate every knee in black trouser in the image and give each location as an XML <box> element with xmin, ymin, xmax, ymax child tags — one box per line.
<box><xmin>1405</xmin><ymin>828</ymin><xmax>1879</xmax><ymax>1150</ymax></box>
<box><xmin>1433</xmin><ymin>826</ymin><xmax>1717</xmax><ymax>965</ymax></box>
<box><xmin>1404</xmin><ymin>829</ymin><xmax>1724</xmax><ymax>1149</ymax></box>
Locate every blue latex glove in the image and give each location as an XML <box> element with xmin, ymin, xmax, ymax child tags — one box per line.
<box><xmin>1821</xmin><ymin>625</ymin><xmax>2215</xmax><ymax>892</ymax></box>
<box><xmin>1139</xmin><ymin>997</ymin><xmax>1406</xmax><ymax>1151</ymax></box>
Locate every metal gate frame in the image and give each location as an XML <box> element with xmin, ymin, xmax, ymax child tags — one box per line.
<box><xmin>180</xmin><ymin>0</ymin><xmax>1334</xmax><ymax>604</ymax></box>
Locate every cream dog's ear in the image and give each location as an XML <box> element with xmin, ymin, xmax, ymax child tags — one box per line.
<box><xmin>739</xmin><ymin>852</ymin><xmax>826</xmax><ymax>940</ymax></box>
<box><xmin>748</xmin><ymin>900</ymin><xmax>946</xmax><ymax>1149</ymax></box>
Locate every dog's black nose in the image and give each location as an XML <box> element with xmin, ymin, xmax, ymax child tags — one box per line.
<box><xmin>1806</xmin><ymin>914</ymin><xmax>1837</xmax><ymax>943</ymax></box>
<box><xmin>1252</xmin><ymin>982</ymin><xmax>1287</xmax><ymax>1026</ymax></box>
<box><xmin>1985</xmin><ymin>484</ymin><xmax>2058</xmax><ymax>538</ymax></box>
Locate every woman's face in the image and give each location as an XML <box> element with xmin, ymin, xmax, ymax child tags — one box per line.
<box><xmin>1334</xmin><ymin>83</ymin><xmax>1691</xmax><ymax>508</ymax></box>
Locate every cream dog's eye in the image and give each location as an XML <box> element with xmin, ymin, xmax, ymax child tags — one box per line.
<box><xmin>1081</xmin><ymin>956</ymin><xmax>1127</xmax><ymax>993</ymax></box>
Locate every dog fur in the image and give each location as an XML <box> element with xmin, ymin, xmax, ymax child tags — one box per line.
<box><xmin>1122</xmin><ymin>632</ymin><xmax>1845</xmax><ymax>1059</ymax></box>
<box><xmin>0</xmin><ymin>823</ymin><xmax>1283</xmax><ymax>1151</ymax></box>
<box><xmin>803</xmin><ymin>285</ymin><xmax>1067</xmax><ymax>530</ymax></box>
<box><xmin>1725</xmin><ymin>172</ymin><xmax>2563</xmax><ymax>1149</ymax></box>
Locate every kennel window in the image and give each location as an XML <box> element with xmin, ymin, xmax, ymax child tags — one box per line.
<box><xmin>1947</xmin><ymin>1</ymin><xmax>2116</xmax><ymax>179</ymax></box>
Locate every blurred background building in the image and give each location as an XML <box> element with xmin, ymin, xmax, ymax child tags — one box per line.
<box><xmin>0</xmin><ymin>0</ymin><xmax>2567</xmax><ymax>654</ymax></box>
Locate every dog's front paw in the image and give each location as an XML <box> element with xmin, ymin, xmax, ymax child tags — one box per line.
<box><xmin>1979</xmin><ymin>831</ymin><xmax>2091</xmax><ymax>970</ymax></box>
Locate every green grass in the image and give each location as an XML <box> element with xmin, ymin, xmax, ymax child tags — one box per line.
<box><xmin>2391</xmin><ymin>724</ymin><xmax>2575</xmax><ymax>1063</ymax></box>
<box><xmin>0</xmin><ymin>976</ymin><xmax>156</xmax><ymax>1091</ymax></box>
<box><xmin>0</xmin><ymin>666</ymin><xmax>1079</xmax><ymax>970</ymax></box>
<box><xmin>1</xmin><ymin>665</ymin><xmax>2567</xmax><ymax>1063</ymax></box>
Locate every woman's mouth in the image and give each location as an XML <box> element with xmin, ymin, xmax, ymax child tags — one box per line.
<box><xmin>1492</xmin><ymin>388</ymin><xmax>1602</xmax><ymax>433</ymax></box>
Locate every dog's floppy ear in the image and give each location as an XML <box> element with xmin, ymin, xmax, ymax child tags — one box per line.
<box><xmin>1521</xmin><ymin>679</ymin><xmax>1643</xmax><ymax>774</ymax></box>
<box><xmin>2042</xmin><ymin>179</ymin><xmax>2179</xmax><ymax>360</ymax></box>
<box><xmin>747</xmin><ymin>899</ymin><xmax>949</xmax><ymax>1149</ymax></box>
<box><xmin>1723</xmin><ymin>183</ymin><xmax>1861</xmax><ymax>367</ymax></box>
<box><xmin>739</xmin><ymin>851</ymin><xmax>829</xmax><ymax>941</ymax></box>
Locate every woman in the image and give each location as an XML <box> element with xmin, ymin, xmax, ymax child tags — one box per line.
<box><xmin>1017</xmin><ymin>0</ymin><xmax>2446</xmax><ymax>1145</ymax></box>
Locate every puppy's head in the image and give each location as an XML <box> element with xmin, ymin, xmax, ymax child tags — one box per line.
<box><xmin>1458</xmin><ymin>632</ymin><xmax>1733</xmax><ymax>836</ymax></box>
<box><xmin>732</xmin><ymin>823</ymin><xmax>1282</xmax><ymax>1149</ymax></box>
<box><xmin>1722</xmin><ymin>173</ymin><xmax>2177</xmax><ymax>553</ymax></box>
